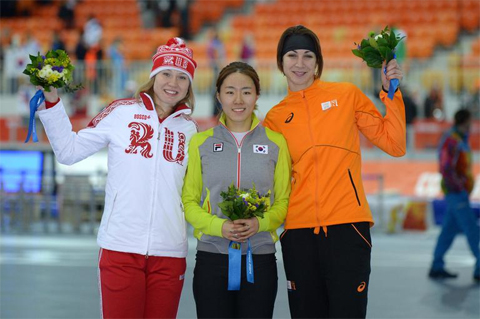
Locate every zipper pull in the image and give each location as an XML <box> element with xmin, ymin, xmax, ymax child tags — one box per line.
<box><xmin>157</xmin><ymin>131</ymin><xmax>161</xmax><ymax>140</ymax></box>
<box><xmin>238</xmin><ymin>147</ymin><xmax>241</xmax><ymax>154</ymax></box>
<box><xmin>145</xmin><ymin>253</ymin><xmax>149</xmax><ymax>259</ymax></box>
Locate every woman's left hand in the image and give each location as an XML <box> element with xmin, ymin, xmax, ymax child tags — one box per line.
<box><xmin>233</xmin><ymin>217</ymin><xmax>259</xmax><ymax>241</ymax></box>
<box><xmin>381</xmin><ymin>59</ymin><xmax>403</xmax><ymax>92</ymax></box>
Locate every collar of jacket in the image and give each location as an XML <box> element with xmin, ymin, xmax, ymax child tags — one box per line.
<box><xmin>287</xmin><ymin>78</ymin><xmax>321</xmax><ymax>97</ymax></box>
<box><xmin>218</xmin><ymin>111</ymin><xmax>260</xmax><ymax>131</ymax></box>
<box><xmin>139</xmin><ymin>92</ymin><xmax>192</xmax><ymax>116</ymax></box>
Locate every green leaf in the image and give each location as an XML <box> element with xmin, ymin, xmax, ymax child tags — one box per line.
<box><xmin>377</xmin><ymin>37</ymin><xmax>389</xmax><ymax>48</ymax></box>
<box><xmin>377</xmin><ymin>46</ymin><xmax>390</xmax><ymax>60</ymax></box>
<box><xmin>385</xmin><ymin>50</ymin><xmax>394</xmax><ymax>64</ymax></box>
<box><xmin>363</xmin><ymin>47</ymin><xmax>383</xmax><ymax>68</ymax></box>
<box><xmin>389</xmin><ymin>30</ymin><xmax>398</xmax><ymax>48</ymax></box>
<box><xmin>360</xmin><ymin>39</ymin><xmax>370</xmax><ymax>49</ymax></box>
<box><xmin>352</xmin><ymin>49</ymin><xmax>364</xmax><ymax>59</ymax></box>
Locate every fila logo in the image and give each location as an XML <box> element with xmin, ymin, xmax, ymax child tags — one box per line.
<box><xmin>285</xmin><ymin>112</ymin><xmax>294</xmax><ymax>123</ymax></box>
<box><xmin>321</xmin><ymin>99</ymin><xmax>338</xmax><ymax>111</ymax></box>
<box><xmin>253</xmin><ymin>145</ymin><xmax>268</xmax><ymax>154</ymax></box>
<box><xmin>213</xmin><ymin>143</ymin><xmax>224</xmax><ymax>152</ymax></box>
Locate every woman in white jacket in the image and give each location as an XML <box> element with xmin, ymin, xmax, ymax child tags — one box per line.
<box><xmin>37</xmin><ymin>37</ymin><xmax>197</xmax><ymax>318</ymax></box>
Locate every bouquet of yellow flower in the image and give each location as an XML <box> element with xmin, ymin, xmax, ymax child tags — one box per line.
<box><xmin>352</xmin><ymin>26</ymin><xmax>405</xmax><ymax>99</ymax></box>
<box><xmin>218</xmin><ymin>183</ymin><xmax>270</xmax><ymax>221</ymax></box>
<box><xmin>23</xmin><ymin>49</ymin><xmax>82</xmax><ymax>92</ymax></box>
<box><xmin>22</xmin><ymin>50</ymin><xmax>82</xmax><ymax>143</ymax></box>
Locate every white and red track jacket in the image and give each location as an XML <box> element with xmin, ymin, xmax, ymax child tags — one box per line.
<box><xmin>38</xmin><ymin>92</ymin><xmax>197</xmax><ymax>258</ymax></box>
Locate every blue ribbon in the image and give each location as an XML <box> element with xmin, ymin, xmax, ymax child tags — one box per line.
<box><xmin>388</xmin><ymin>79</ymin><xmax>399</xmax><ymax>100</ymax></box>
<box><xmin>228</xmin><ymin>241</ymin><xmax>242</xmax><ymax>291</ymax></box>
<box><xmin>385</xmin><ymin>54</ymin><xmax>399</xmax><ymax>100</ymax></box>
<box><xmin>246</xmin><ymin>239</ymin><xmax>254</xmax><ymax>284</ymax></box>
<box><xmin>24</xmin><ymin>89</ymin><xmax>45</xmax><ymax>143</ymax></box>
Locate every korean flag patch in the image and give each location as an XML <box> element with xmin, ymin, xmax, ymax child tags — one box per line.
<box><xmin>213</xmin><ymin>143</ymin><xmax>223</xmax><ymax>152</ymax></box>
<box><xmin>253</xmin><ymin>144</ymin><xmax>268</xmax><ymax>154</ymax></box>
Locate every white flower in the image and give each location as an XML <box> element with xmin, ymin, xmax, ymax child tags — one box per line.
<box><xmin>42</xmin><ymin>65</ymin><xmax>53</xmax><ymax>77</ymax></box>
<box><xmin>38</xmin><ymin>68</ymin><xmax>47</xmax><ymax>79</ymax></box>
<box><xmin>375</xmin><ymin>34</ymin><xmax>383</xmax><ymax>40</ymax></box>
<box><xmin>61</xmin><ymin>69</ymin><xmax>68</xmax><ymax>80</ymax></box>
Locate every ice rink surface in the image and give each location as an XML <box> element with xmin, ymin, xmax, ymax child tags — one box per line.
<box><xmin>1</xmin><ymin>228</ymin><xmax>479</xmax><ymax>319</ymax></box>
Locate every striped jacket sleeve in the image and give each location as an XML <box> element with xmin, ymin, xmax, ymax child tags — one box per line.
<box><xmin>37</xmin><ymin>99</ymin><xmax>111</xmax><ymax>165</ymax></box>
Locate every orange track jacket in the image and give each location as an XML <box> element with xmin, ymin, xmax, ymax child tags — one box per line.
<box><xmin>263</xmin><ymin>80</ymin><xmax>406</xmax><ymax>229</ymax></box>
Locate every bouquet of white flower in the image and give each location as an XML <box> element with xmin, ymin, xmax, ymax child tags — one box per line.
<box><xmin>23</xmin><ymin>49</ymin><xmax>82</xmax><ymax>92</ymax></box>
<box><xmin>22</xmin><ymin>50</ymin><xmax>82</xmax><ymax>143</ymax></box>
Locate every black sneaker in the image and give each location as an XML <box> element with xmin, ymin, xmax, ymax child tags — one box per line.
<box><xmin>428</xmin><ymin>269</ymin><xmax>458</xmax><ymax>279</ymax></box>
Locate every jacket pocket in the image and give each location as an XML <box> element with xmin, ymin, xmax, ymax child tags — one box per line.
<box><xmin>348</xmin><ymin>169</ymin><xmax>361</xmax><ymax>206</ymax></box>
<box><xmin>201</xmin><ymin>188</ymin><xmax>212</xmax><ymax>214</ymax></box>
<box><xmin>351</xmin><ymin>223</ymin><xmax>372</xmax><ymax>249</ymax></box>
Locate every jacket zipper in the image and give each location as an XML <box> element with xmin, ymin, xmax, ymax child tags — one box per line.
<box><xmin>145</xmin><ymin>119</ymin><xmax>164</xmax><ymax>256</ymax></box>
<box><xmin>221</xmin><ymin>123</ymin><xmax>256</xmax><ymax>188</ymax></box>
<box><xmin>348</xmin><ymin>169</ymin><xmax>361</xmax><ymax>206</ymax></box>
<box><xmin>302</xmin><ymin>92</ymin><xmax>321</xmax><ymax>225</ymax></box>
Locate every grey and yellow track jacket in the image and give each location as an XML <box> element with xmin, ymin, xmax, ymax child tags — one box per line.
<box><xmin>182</xmin><ymin>113</ymin><xmax>291</xmax><ymax>255</ymax></box>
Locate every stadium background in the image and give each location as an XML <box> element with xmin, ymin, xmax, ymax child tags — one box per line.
<box><xmin>0</xmin><ymin>1</ymin><xmax>479</xmax><ymax>318</ymax></box>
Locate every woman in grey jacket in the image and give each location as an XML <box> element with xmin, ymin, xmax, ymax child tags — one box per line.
<box><xmin>182</xmin><ymin>62</ymin><xmax>292</xmax><ymax>318</ymax></box>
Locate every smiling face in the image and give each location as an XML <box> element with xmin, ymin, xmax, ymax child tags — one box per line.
<box><xmin>282</xmin><ymin>49</ymin><xmax>317</xmax><ymax>92</ymax></box>
<box><xmin>152</xmin><ymin>69</ymin><xmax>190</xmax><ymax>113</ymax></box>
<box><xmin>217</xmin><ymin>72</ymin><xmax>259</xmax><ymax>132</ymax></box>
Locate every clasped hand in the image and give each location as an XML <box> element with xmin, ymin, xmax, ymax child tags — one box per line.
<box><xmin>222</xmin><ymin>217</ymin><xmax>259</xmax><ymax>242</ymax></box>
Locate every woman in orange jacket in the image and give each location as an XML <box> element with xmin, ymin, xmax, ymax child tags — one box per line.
<box><xmin>263</xmin><ymin>25</ymin><xmax>406</xmax><ymax>318</ymax></box>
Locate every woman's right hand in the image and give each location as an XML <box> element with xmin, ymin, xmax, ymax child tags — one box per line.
<box><xmin>37</xmin><ymin>86</ymin><xmax>59</xmax><ymax>103</ymax></box>
<box><xmin>222</xmin><ymin>220</ymin><xmax>245</xmax><ymax>242</ymax></box>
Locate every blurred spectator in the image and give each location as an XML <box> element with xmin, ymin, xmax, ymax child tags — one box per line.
<box><xmin>140</xmin><ymin>0</ymin><xmax>158</xmax><ymax>28</ymax></box>
<box><xmin>207</xmin><ymin>28</ymin><xmax>226</xmax><ymax>116</ymax></box>
<box><xmin>402</xmin><ymin>87</ymin><xmax>418</xmax><ymax>150</ymax></box>
<box><xmin>157</xmin><ymin>0</ymin><xmax>175</xmax><ymax>28</ymax></box>
<box><xmin>108</xmin><ymin>37</ymin><xmax>127</xmax><ymax>98</ymax></box>
<box><xmin>240</xmin><ymin>33</ymin><xmax>255</xmax><ymax>65</ymax></box>
<box><xmin>16</xmin><ymin>0</ymin><xmax>34</xmax><ymax>16</ymax></box>
<box><xmin>4</xmin><ymin>33</ymin><xmax>39</xmax><ymax>93</ymax></box>
<box><xmin>177</xmin><ymin>0</ymin><xmax>191</xmax><ymax>40</ymax></box>
<box><xmin>23</xmin><ymin>31</ymin><xmax>40</xmax><ymax>55</ymax></box>
<box><xmin>51</xmin><ymin>31</ymin><xmax>66</xmax><ymax>51</ymax></box>
<box><xmin>85</xmin><ymin>43</ymin><xmax>104</xmax><ymax>94</ymax></box>
<box><xmin>75</xmin><ymin>30</ymin><xmax>88</xmax><ymax>60</ymax></box>
<box><xmin>404</xmin><ymin>88</ymin><xmax>418</xmax><ymax>126</ymax></box>
<box><xmin>428</xmin><ymin>108</ymin><xmax>479</xmax><ymax>282</ymax></box>
<box><xmin>57</xmin><ymin>0</ymin><xmax>77</xmax><ymax>30</ymax></box>
<box><xmin>424</xmin><ymin>85</ymin><xmax>444</xmax><ymax>120</ymax></box>
<box><xmin>1</xmin><ymin>1</ymin><xmax>17</xmax><ymax>17</ymax></box>
<box><xmin>83</xmin><ymin>15</ymin><xmax>103</xmax><ymax>48</ymax></box>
